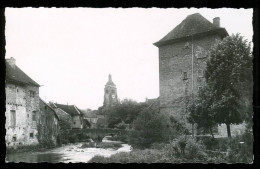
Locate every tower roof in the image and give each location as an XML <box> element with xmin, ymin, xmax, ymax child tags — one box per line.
<box><xmin>105</xmin><ymin>74</ymin><xmax>116</xmax><ymax>86</ymax></box>
<box><xmin>154</xmin><ymin>13</ymin><xmax>228</xmax><ymax>47</ymax></box>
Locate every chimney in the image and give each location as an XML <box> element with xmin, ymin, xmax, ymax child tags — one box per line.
<box><xmin>213</xmin><ymin>17</ymin><xmax>220</xmax><ymax>27</ymax></box>
<box><xmin>6</xmin><ymin>57</ymin><xmax>16</xmax><ymax>68</ymax></box>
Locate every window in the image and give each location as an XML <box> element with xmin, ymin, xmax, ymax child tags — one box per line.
<box><xmin>183</xmin><ymin>72</ymin><xmax>188</xmax><ymax>80</ymax></box>
<box><xmin>12</xmin><ymin>136</ymin><xmax>17</xmax><ymax>142</ymax></box>
<box><xmin>30</xmin><ymin>133</ymin><xmax>34</xmax><ymax>138</ymax></box>
<box><xmin>16</xmin><ymin>88</ymin><xmax>19</xmax><ymax>92</ymax></box>
<box><xmin>32</xmin><ymin>111</ymin><xmax>36</xmax><ymax>121</ymax></box>
<box><xmin>27</xmin><ymin>114</ymin><xmax>29</xmax><ymax>118</ymax></box>
<box><xmin>30</xmin><ymin>91</ymin><xmax>35</xmax><ymax>98</ymax></box>
<box><xmin>74</xmin><ymin>122</ymin><xmax>76</xmax><ymax>125</ymax></box>
<box><xmin>10</xmin><ymin>110</ymin><xmax>16</xmax><ymax>127</ymax></box>
<box><xmin>198</xmin><ymin>69</ymin><xmax>204</xmax><ymax>77</ymax></box>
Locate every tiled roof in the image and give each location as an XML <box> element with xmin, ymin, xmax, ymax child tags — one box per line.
<box><xmin>6</xmin><ymin>61</ymin><xmax>40</xmax><ymax>87</ymax></box>
<box><xmin>53</xmin><ymin>103</ymin><xmax>82</xmax><ymax>116</ymax></box>
<box><xmin>154</xmin><ymin>13</ymin><xmax>228</xmax><ymax>47</ymax></box>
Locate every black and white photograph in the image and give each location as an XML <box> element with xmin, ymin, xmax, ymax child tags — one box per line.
<box><xmin>4</xmin><ymin>8</ymin><xmax>253</xmax><ymax>163</ymax></box>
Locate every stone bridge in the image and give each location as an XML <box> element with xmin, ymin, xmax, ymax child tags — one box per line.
<box><xmin>68</xmin><ymin>128</ymin><xmax>128</xmax><ymax>142</ymax></box>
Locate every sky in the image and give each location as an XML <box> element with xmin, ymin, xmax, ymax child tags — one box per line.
<box><xmin>5</xmin><ymin>8</ymin><xmax>253</xmax><ymax>110</ymax></box>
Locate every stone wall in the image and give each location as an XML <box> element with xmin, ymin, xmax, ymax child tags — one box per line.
<box><xmin>159</xmin><ymin>34</ymin><xmax>222</xmax><ymax>121</ymax></box>
<box><xmin>5</xmin><ymin>83</ymin><xmax>39</xmax><ymax>147</ymax></box>
<box><xmin>38</xmin><ymin>99</ymin><xmax>60</xmax><ymax>146</ymax></box>
<box><xmin>217</xmin><ymin>122</ymin><xmax>247</xmax><ymax>137</ymax></box>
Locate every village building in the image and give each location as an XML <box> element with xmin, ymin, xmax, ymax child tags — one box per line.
<box><xmin>5</xmin><ymin>57</ymin><xmax>60</xmax><ymax>147</ymax></box>
<box><xmin>154</xmin><ymin>13</ymin><xmax>245</xmax><ymax>136</ymax></box>
<box><xmin>49</xmin><ymin>103</ymin><xmax>84</xmax><ymax>129</ymax></box>
<box><xmin>38</xmin><ymin>99</ymin><xmax>60</xmax><ymax>145</ymax></box>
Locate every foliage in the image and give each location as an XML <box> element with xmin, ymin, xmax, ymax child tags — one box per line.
<box><xmin>205</xmin><ymin>34</ymin><xmax>252</xmax><ymax>137</ymax></box>
<box><xmin>89</xmin><ymin>136</ymin><xmax>207</xmax><ymax>163</ymax></box>
<box><xmin>163</xmin><ymin>135</ymin><xmax>207</xmax><ymax>161</ymax></box>
<box><xmin>89</xmin><ymin>149</ymin><xmax>168</xmax><ymax>163</ymax></box>
<box><xmin>105</xmin><ymin>99</ymin><xmax>147</xmax><ymax>129</ymax></box>
<box><xmin>115</xmin><ymin>121</ymin><xmax>128</xmax><ymax>130</ymax></box>
<box><xmin>188</xmin><ymin>85</ymin><xmax>217</xmax><ymax>138</ymax></box>
<box><xmin>128</xmin><ymin>108</ymin><xmax>187</xmax><ymax>149</ymax></box>
<box><xmin>226</xmin><ymin>126</ymin><xmax>253</xmax><ymax>163</ymax></box>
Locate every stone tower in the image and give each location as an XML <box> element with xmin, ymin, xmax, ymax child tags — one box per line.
<box><xmin>103</xmin><ymin>74</ymin><xmax>118</xmax><ymax>107</ymax></box>
<box><xmin>153</xmin><ymin>13</ymin><xmax>228</xmax><ymax>132</ymax></box>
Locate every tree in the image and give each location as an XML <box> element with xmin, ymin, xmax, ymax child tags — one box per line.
<box><xmin>129</xmin><ymin>106</ymin><xmax>187</xmax><ymax>149</ymax></box>
<box><xmin>105</xmin><ymin>99</ymin><xmax>147</xmax><ymax>129</ymax></box>
<box><xmin>205</xmin><ymin>34</ymin><xmax>252</xmax><ymax>137</ymax></box>
<box><xmin>188</xmin><ymin>85</ymin><xmax>217</xmax><ymax>138</ymax></box>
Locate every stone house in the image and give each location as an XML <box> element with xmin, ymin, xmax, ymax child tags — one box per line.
<box><xmin>49</xmin><ymin>103</ymin><xmax>84</xmax><ymax>129</ymax></box>
<box><xmin>5</xmin><ymin>57</ymin><xmax>40</xmax><ymax>147</ymax></box>
<box><xmin>5</xmin><ymin>57</ymin><xmax>60</xmax><ymax>147</ymax></box>
<box><xmin>154</xmin><ymin>13</ymin><xmax>245</xmax><ymax>136</ymax></box>
<box><xmin>38</xmin><ymin>98</ymin><xmax>60</xmax><ymax>145</ymax></box>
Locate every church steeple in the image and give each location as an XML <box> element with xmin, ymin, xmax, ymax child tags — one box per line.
<box><xmin>104</xmin><ymin>74</ymin><xmax>118</xmax><ymax>107</ymax></box>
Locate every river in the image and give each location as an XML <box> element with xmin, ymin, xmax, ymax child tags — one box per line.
<box><xmin>6</xmin><ymin>137</ymin><xmax>132</xmax><ymax>163</ymax></box>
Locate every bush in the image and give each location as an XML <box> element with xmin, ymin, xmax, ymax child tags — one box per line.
<box><xmin>128</xmin><ymin>109</ymin><xmax>185</xmax><ymax>149</ymax></box>
<box><xmin>150</xmin><ymin>142</ymin><xmax>166</xmax><ymax>150</ymax></box>
<box><xmin>163</xmin><ymin>135</ymin><xmax>207</xmax><ymax>162</ymax></box>
<box><xmin>226</xmin><ymin>131</ymin><xmax>253</xmax><ymax>163</ymax></box>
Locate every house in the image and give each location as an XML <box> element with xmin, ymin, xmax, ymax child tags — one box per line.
<box><xmin>38</xmin><ymin>98</ymin><xmax>60</xmax><ymax>145</ymax></box>
<box><xmin>5</xmin><ymin>57</ymin><xmax>41</xmax><ymax>147</ymax></box>
<box><xmin>5</xmin><ymin>57</ymin><xmax>60</xmax><ymax>147</ymax></box>
<box><xmin>49</xmin><ymin>103</ymin><xmax>84</xmax><ymax>129</ymax></box>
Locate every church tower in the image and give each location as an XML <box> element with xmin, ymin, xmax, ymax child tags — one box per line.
<box><xmin>103</xmin><ymin>74</ymin><xmax>118</xmax><ymax>107</ymax></box>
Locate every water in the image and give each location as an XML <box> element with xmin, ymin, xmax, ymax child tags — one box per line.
<box><xmin>6</xmin><ymin>137</ymin><xmax>132</xmax><ymax>163</ymax></box>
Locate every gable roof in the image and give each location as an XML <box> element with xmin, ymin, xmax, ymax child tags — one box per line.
<box><xmin>52</xmin><ymin>103</ymin><xmax>83</xmax><ymax>116</ymax></box>
<box><xmin>154</xmin><ymin>13</ymin><xmax>228</xmax><ymax>47</ymax></box>
<box><xmin>6</xmin><ymin>60</ymin><xmax>40</xmax><ymax>87</ymax></box>
<box><xmin>39</xmin><ymin>98</ymin><xmax>59</xmax><ymax>120</ymax></box>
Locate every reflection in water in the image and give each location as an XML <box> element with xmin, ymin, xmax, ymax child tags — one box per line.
<box><xmin>6</xmin><ymin>152</ymin><xmax>64</xmax><ymax>163</ymax></box>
